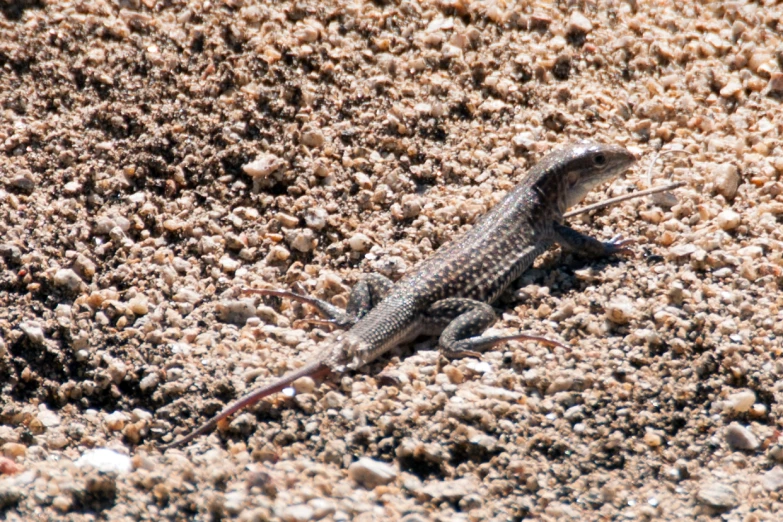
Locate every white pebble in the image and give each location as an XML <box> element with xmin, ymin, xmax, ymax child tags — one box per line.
<box><xmin>139</xmin><ymin>373</ymin><xmax>160</xmax><ymax>392</ymax></box>
<box><xmin>348</xmin><ymin>233</ymin><xmax>372</xmax><ymax>251</ymax></box>
<box><xmin>568</xmin><ymin>11</ymin><xmax>593</xmax><ymax>34</ymax></box>
<box><xmin>723</xmin><ymin>390</ymin><xmax>756</xmax><ymax>413</ymax></box>
<box><xmin>289</xmin><ymin>229</ymin><xmax>316</xmax><ymax>253</ymax></box>
<box><xmin>223</xmin><ymin>490</ymin><xmax>247</xmax><ymax>516</ymax></box>
<box><xmin>173</xmin><ymin>288</ymin><xmax>201</xmax><ymax>304</ymax></box>
<box><xmin>219</xmin><ymin>255</ymin><xmax>240</xmax><ymax>273</ymax></box>
<box><xmin>308</xmin><ymin>498</ymin><xmax>336</xmax><ymax>519</ymax></box>
<box><xmin>716</xmin><ymin>210</ymin><xmax>741</xmax><ymax>231</ymax></box>
<box><xmin>720</xmin><ymin>81</ymin><xmax>742</xmax><ymax>98</ymax></box>
<box><xmin>277</xmin><ymin>213</ymin><xmax>300</xmax><ymax>228</ymax></box>
<box><xmin>605</xmin><ymin>298</ymin><xmax>637</xmax><ymax>324</ymax></box>
<box><xmin>725</xmin><ymin>422</ymin><xmax>759</xmax><ymax>450</ymax></box>
<box><xmin>75</xmin><ymin>448</ymin><xmax>132</xmax><ymax>474</ymax></box>
<box><xmin>104</xmin><ymin>411</ymin><xmax>128</xmax><ymax>431</ymax></box>
<box><xmin>108</xmin><ymin>361</ymin><xmax>127</xmax><ymax>383</ymax></box>
<box><xmin>301</xmin><ymin>129</ymin><xmax>324</xmax><ymax>148</ymax></box>
<box><xmin>713</xmin><ymin>164</ymin><xmax>740</xmax><ymax>199</ymax></box>
<box><xmin>242</xmin><ymin>153</ymin><xmax>283</xmax><ymax>179</ymax></box>
<box><xmin>304</xmin><ymin>208</ymin><xmax>327</xmax><ymax>230</ymax></box>
<box><xmin>63</xmin><ymin>181</ymin><xmax>83</xmax><ymax>195</ymax></box>
<box><xmin>268</xmin><ymin>245</ymin><xmax>291</xmax><ymax>261</ymax></box>
<box><xmin>762</xmin><ymin>467</ymin><xmax>783</xmax><ymax>492</ymax></box>
<box><xmin>37</xmin><ymin>406</ymin><xmax>61</xmax><ymax>428</ymax></box>
<box><xmin>441</xmin><ymin>44</ymin><xmax>462</xmax><ymax>59</ymax></box>
<box><xmin>53</xmin><ymin>268</ymin><xmax>84</xmax><ymax>292</ymax></box>
<box><xmin>348</xmin><ymin>457</ymin><xmax>398</xmax><ymax>488</ymax></box>
<box><xmin>320</xmin><ymin>391</ymin><xmax>345</xmax><ymax>409</ymax></box>
<box><xmin>281</xmin><ymin>504</ymin><xmax>315</xmax><ymax>522</ymax></box>
<box><xmin>216</xmin><ymin>300</ymin><xmax>257</xmax><ymax>325</ymax></box>
<box><xmin>292</xmin><ymin>377</ymin><xmax>316</xmax><ymax>394</ymax></box>
<box><xmin>20</xmin><ymin>322</ymin><xmax>45</xmax><ymax>344</ymax></box>
<box><xmin>128</xmin><ymin>297</ymin><xmax>149</xmax><ymax>315</ymax></box>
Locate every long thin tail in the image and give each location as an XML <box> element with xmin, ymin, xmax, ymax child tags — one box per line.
<box><xmin>160</xmin><ymin>361</ymin><xmax>331</xmax><ymax>450</ymax></box>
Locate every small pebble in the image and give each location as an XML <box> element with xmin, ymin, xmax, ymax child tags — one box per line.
<box><xmin>139</xmin><ymin>373</ymin><xmax>160</xmax><ymax>392</ymax></box>
<box><xmin>724</xmin><ymin>422</ymin><xmax>759</xmax><ymax>451</ymax></box>
<box><xmin>308</xmin><ymin>498</ymin><xmax>336</xmax><ymax>519</ymax></box>
<box><xmin>73</xmin><ymin>255</ymin><xmax>96</xmax><ymax>279</ymax></box>
<box><xmin>768</xmin><ymin>72</ymin><xmax>783</xmax><ymax>93</ymax></box>
<box><xmin>75</xmin><ymin>448</ymin><xmax>132</xmax><ymax>474</ymax></box>
<box><xmin>173</xmin><ymin>288</ymin><xmax>201</xmax><ymax>304</ymax></box>
<box><xmin>696</xmin><ymin>482</ymin><xmax>738</xmax><ymax>509</ymax></box>
<box><xmin>567</xmin><ymin>11</ymin><xmax>593</xmax><ymax>34</ymax></box>
<box><xmin>289</xmin><ymin>229</ymin><xmax>316</xmax><ymax>253</ymax></box>
<box><xmin>716</xmin><ymin>210</ymin><xmax>741</xmax><ymax>231</ymax></box>
<box><xmin>605</xmin><ymin>298</ymin><xmax>636</xmax><ymax>324</ymax></box>
<box><xmin>104</xmin><ymin>411</ymin><xmax>128</xmax><ymax>431</ymax></box>
<box><xmin>301</xmin><ymin>129</ymin><xmax>324</xmax><ymax>148</ymax></box>
<box><xmin>243</xmin><ymin>153</ymin><xmax>283</xmax><ymax>179</ymax></box>
<box><xmin>644</xmin><ymin>430</ymin><xmax>664</xmax><ymax>447</ymax></box>
<box><xmin>348</xmin><ymin>457</ymin><xmax>398</xmax><ymax>488</ymax></box>
<box><xmin>223</xmin><ymin>490</ymin><xmax>247</xmax><ymax>516</ymax></box>
<box><xmin>2</xmin><ymin>443</ymin><xmax>26</xmax><ymax>459</ymax></box>
<box><xmin>761</xmin><ymin>467</ymin><xmax>783</xmax><ymax>492</ymax></box>
<box><xmin>304</xmin><ymin>208</ymin><xmax>327</xmax><ymax>230</ymax></box>
<box><xmin>418</xmin><ymin>478</ymin><xmax>477</xmax><ymax>502</ymax></box>
<box><xmin>37</xmin><ymin>406</ymin><xmax>60</xmax><ymax>428</ymax></box>
<box><xmin>320</xmin><ymin>391</ymin><xmax>344</xmax><ymax>410</ymax></box>
<box><xmin>0</xmin><ymin>456</ymin><xmax>21</xmax><ymax>475</ymax></box>
<box><xmin>348</xmin><ymin>233</ymin><xmax>372</xmax><ymax>252</ymax></box>
<box><xmin>216</xmin><ymin>300</ymin><xmax>257</xmax><ymax>325</ymax></box>
<box><xmin>281</xmin><ymin>504</ymin><xmax>315</xmax><ymax>522</ymax></box>
<box><xmin>9</xmin><ymin>171</ymin><xmax>36</xmax><ymax>193</ymax></box>
<box><xmin>19</xmin><ymin>322</ymin><xmax>45</xmax><ymax>345</ymax></box>
<box><xmin>723</xmin><ymin>390</ymin><xmax>755</xmax><ymax>414</ymax></box>
<box><xmin>53</xmin><ymin>268</ymin><xmax>84</xmax><ymax>292</ymax></box>
<box><xmin>219</xmin><ymin>255</ymin><xmax>240</xmax><ymax>273</ymax></box>
<box><xmin>719</xmin><ymin>80</ymin><xmax>742</xmax><ymax>98</ymax></box>
<box><xmin>713</xmin><ymin>164</ymin><xmax>740</xmax><ymax>199</ymax></box>
<box><xmin>128</xmin><ymin>297</ymin><xmax>149</xmax><ymax>315</ymax></box>
<box><xmin>292</xmin><ymin>377</ymin><xmax>316</xmax><ymax>394</ymax></box>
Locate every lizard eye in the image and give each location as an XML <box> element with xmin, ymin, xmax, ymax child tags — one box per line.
<box><xmin>593</xmin><ymin>153</ymin><xmax>607</xmax><ymax>166</ymax></box>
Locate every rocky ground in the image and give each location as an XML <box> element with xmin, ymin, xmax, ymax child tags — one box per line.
<box><xmin>1</xmin><ymin>0</ymin><xmax>783</xmax><ymax>520</ymax></box>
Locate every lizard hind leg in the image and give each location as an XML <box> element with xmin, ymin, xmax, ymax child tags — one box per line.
<box><xmin>242</xmin><ymin>287</ymin><xmax>356</xmax><ymax>328</ymax></box>
<box><xmin>345</xmin><ymin>273</ymin><xmax>395</xmax><ymax>321</ymax></box>
<box><xmin>424</xmin><ymin>298</ymin><xmax>566</xmax><ymax>359</ymax></box>
<box><xmin>243</xmin><ymin>274</ymin><xmax>395</xmax><ymax>329</ymax></box>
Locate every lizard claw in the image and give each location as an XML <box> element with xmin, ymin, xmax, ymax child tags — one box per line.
<box><xmin>442</xmin><ymin>349</ymin><xmax>484</xmax><ymax>360</ymax></box>
<box><xmin>605</xmin><ymin>235</ymin><xmax>636</xmax><ymax>256</ymax></box>
<box><xmin>293</xmin><ymin>318</ymin><xmax>351</xmax><ymax>329</ymax></box>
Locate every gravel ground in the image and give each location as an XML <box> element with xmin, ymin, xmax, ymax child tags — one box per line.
<box><xmin>1</xmin><ymin>0</ymin><xmax>783</xmax><ymax>520</ymax></box>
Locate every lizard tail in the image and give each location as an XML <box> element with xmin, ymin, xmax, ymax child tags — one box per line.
<box><xmin>159</xmin><ymin>361</ymin><xmax>331</xmax><ymax>451</ymax></box>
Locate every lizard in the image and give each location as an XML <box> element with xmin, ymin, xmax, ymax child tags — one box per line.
<box><xmin>161</xmin><ymin>141</ymin><xmax>637</xmax><ymax>450</ymax></box>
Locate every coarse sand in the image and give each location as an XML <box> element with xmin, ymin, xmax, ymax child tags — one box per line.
<box><xmin>1</xmin><ymin>0</ymin><xmax>783</xmax><ymax>520</ymax></box>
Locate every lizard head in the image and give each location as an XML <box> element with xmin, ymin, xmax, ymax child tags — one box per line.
<box><xmin>549</xmin><ymin>141</ymin><xmax>637</xmax><ymax>212</ymax></box>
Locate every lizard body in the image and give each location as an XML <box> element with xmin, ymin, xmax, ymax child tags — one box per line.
<box><xmin>161</xmin><ymin>141</ymin><xmax>636</xmax><ymax>450</ymax></box>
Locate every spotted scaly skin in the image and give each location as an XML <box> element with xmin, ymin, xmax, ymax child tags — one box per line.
<box><xmin>161</xmin><ymin>141</ymin><xmax>637</xmax><ymax>450</ymax></box>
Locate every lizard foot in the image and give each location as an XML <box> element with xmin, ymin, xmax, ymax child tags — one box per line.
<box><xmin>605</xmin><ymin>234</ymin><xmax>636</xmax><ymax>256</ymax></box>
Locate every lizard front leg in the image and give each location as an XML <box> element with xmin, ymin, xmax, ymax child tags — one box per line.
<box><xmin>553</xmin><ymin>222</ymin><xmax>634</xmax><ymax>257</ymax></box>
<box><xmin>244</xmin><ymin>273</ymin><xmax>394</xmax><ymax>328</ymax></box>
<box><xmin>423</xmin><ymin>298</ymin><xmax>565</xmax><ymax>359</ymax></box>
